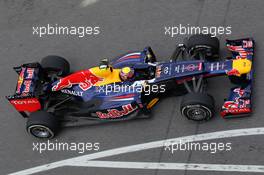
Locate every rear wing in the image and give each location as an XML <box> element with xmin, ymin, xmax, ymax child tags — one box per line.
<box><xmin>221</xmin><ymin>38</ymin><xmax>254</xmax><ymax>118</ymax></box>
<box><xmin>6</xmin><ymin>63</ymin><xmax>42</xmax><ymax>117</ymax></box>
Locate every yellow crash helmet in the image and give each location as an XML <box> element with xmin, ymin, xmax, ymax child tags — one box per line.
<box><xmin>120</xmin><ymin>67</ymin><xmax>135</xmax><ymax>80</ymax></box>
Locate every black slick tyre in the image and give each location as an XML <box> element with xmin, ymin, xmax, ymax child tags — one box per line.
<box><xmin>27</xmin><ymin>111</ymin><xmax>58</xmax><ymax>139</ymax></box>
<box><xmin>180</xmin><ymin>93</ymin><xmax>215</xmax><ymax>121</ymax></box>
<box><xmin>186</xmin><ymin>34</ymin><xmax>219</xmax><ymax>60</ymax></box>
<box><xmin>41</xmin><ymin>55</ymin><xmax>70</xmax><ymax>76</ymax></box>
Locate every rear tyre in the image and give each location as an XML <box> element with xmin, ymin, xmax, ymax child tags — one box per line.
<box><xmin>180</xmin><ymin>93</ymin><xmax>215</xmax><ymax>121</ymax></box>
<box><xmin>186</xmin><ymin>34</ymin><xmax>219</xmax><ymax>60</ymax></box>
<box><xmin>41</xmin><ymin>55</ymin><xmax>70</xmax><ymax>76</ymax></box>
<box><xmin>27</xmin><ymin>111</ymin><xmax>59</xmax><ymax>139</ymax></box>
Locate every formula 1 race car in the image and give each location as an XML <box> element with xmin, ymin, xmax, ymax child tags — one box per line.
<box><xmin>6</xmin><ymin>34</ymin><xmax>254</xmax><ymax>139</ymax></box>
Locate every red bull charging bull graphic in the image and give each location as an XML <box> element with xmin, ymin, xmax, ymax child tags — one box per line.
<box><xmin>52</xmin><ymin>70</ymin><xmax>102</xmax><ymax>91</ymax></box>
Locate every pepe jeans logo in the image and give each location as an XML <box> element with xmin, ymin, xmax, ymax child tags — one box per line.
<box><xmin>96</xmin><ymin>104</ymin><xmax>138</xmax><ymax>119</ymax></box>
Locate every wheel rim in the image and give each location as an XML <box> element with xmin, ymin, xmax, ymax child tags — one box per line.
<box><xmin>28</xmin><ymin>125</ymin><xmax>53</xmax><ymax>138</ymax></box>
<box><xmin>183</xmin><ymin>105</ymin><xmax>212</xmax><ymax>120</ymax></box>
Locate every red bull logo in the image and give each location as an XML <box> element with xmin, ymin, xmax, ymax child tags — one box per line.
<box><xmin>52</xmin><ymin>70</ymin><xmax>102</xmax><ymax>91</ymax></box>
<box><xmin>96</xmin><ymin>104</ymin><xmax>138</xmax><ymax>119</ymax></box>
<box><xmin>26</xmin><ymin>68</ymin><xmax>34</xmax><ymax>79</ymax></box>
<box><xmin>222</xmin><ymin>101</ymin><xmax>239</xmax><ymax>109</ymax></box>
<box><xmin>23</xmin><ymin>80</ymin><xmax>32</xmax><ymax>94</ymax></box>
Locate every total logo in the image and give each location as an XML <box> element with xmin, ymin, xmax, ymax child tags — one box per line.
<box><xmin>10</xmin><ymin>98</ymin><xmax>41</xmax><ymax>112</ymax></box>
<box><xmin>11</xmin><ymin>98</ymin><xmax>39</xmax><ymax>105</ymax></box>
<box><xmin>96</xmin><ymin>104</ymin><xmax>138</xmax><ymax>119</ymax></box>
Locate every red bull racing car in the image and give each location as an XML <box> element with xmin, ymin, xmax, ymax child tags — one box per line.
<box><xmin>6</xmin><ymin>34</ymin><xmax>254</xmax><ymax>139</ymax></box>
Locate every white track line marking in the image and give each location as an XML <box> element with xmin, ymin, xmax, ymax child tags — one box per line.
<box><xmin>74</xmin><ymin>161</ymin><xmax>264</xmax><ymax>173</ymax></box>
<box><xmin>9</xmin><ymin>127</ymin><xmax>264</xmax><ymax>175</ymax></box>
<box><xmin>80</xmin><ymin>0</ymin><xmax>99</xmax><ymax>7</ymax></box>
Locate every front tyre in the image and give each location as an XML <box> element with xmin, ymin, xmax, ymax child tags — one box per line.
<box><xmin>27</xmin><ymin>111</ymin><xmax>59</xmax><ymax>139</ymax></box>
<box><xmin>186</xmin><ymin>34</ymin><xmax>219</xmax><ymax>60</ymax></box>
<box><xmin>180</xmin><ymin>93</ymin><xmax>215</xmax><ymax>121</ymax></box>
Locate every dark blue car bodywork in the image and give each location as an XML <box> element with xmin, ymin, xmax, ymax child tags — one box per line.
<box><xmin>7</xmin><ymin>38</ymin><xmax>254</xmax><ymax>122</ymax></box>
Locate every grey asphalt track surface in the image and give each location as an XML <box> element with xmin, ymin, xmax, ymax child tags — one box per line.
<box><xmin>1</xmin><ymin>0</ymin><xmax>264</xmax><ymax>175</ymax></box>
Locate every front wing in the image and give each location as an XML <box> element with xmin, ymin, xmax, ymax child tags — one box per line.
<box><xmin>221</xmin><ymin>38</ymin><xmax>254</xmax><ymax>118</ymax></box>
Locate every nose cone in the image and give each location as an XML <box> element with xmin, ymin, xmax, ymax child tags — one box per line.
<box><xmin>232</xmin><ymin>59</ymin><xmax>252</xmax><ymax>75</ymax></box>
